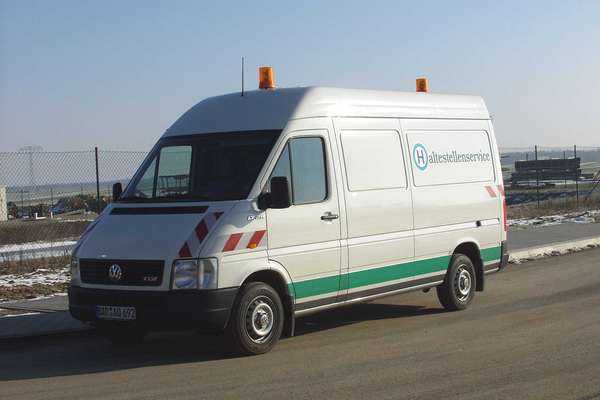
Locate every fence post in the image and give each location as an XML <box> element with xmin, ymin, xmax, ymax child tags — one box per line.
<box><xmin>95</xmin><ymin>146</ymin><xmax>101</xmax><ymax>213</ymax></box>
<box><xmin>535</xmin><ymin>145</ymin><xmax>540</xmax><ymax>208</ymax></box>
<box><xmin>574</xmin><ymin>144</ymin><xmax>579</xmax><ymax>207</ymax></box>
<box><xmin>563</xmin><ymin>151</ymin><xmax>567</xmax><ymax>207</ymax></box>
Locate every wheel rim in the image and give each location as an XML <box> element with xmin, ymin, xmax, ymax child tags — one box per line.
<box><xmin>244</xmin><ymin>296</ymin><xmax>275</xmax><ymax>344</ymax></box>
<box><xmin>454</xmin><ymin>265</ymin><xmax>472</xmax><ymax>302</ymax></box>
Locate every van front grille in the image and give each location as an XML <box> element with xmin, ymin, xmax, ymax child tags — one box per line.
<box><xmin>79</xmin><ymin>259</ymin><xmax>164</xmax><ymax>286</ymax></box>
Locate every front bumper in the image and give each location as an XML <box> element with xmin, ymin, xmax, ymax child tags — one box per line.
<box><xmin>68</xmin><ymin>285</ymin><xmax>238</xmax><ymax>331</ymax></box>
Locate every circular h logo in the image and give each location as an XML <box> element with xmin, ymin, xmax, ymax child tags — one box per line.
<box><xmin>413</xmin><ymin>143</ymin><xmax>429</xmax><ymax>171</ymax></box>
<box><xmin>108</xmin><ymin>264</ymin><xmax>122</xmax><ymax>283</ymax></box>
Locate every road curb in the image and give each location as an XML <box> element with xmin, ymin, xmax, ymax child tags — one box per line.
<box><xmin>509</xmin><ymin>236</ymin><xmax>600</xmax><ymax>263</ymax></box>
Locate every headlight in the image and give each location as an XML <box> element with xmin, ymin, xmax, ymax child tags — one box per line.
<box><xmin>70</xmin><ymin>255</ymin><xmax>81</xmax><ymax>285</ymax></box>
<box><xmin>198</xmin><ymin>258</ymin><xmax>217</xmax><ymax>289</ymax></box>
<box><xmin>172</xmin><ymin>258</ymin><xmax>218</xmax><ymax>290</ymax></box>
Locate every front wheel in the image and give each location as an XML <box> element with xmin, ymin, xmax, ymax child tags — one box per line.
<box><xmin>436</xmin><ymin>253</ymin><xmax>476</xmax><ymax>311</ymax></box>
<box><xmin>226</xmin><ymin>282</ymin><xmax>284</xmax><ymax>355</ymax></box>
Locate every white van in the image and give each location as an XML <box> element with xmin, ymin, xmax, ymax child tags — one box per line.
<box><xmin>69</xmin><ymin>73</ymin><xmax>508</xmax><ymax>354</ymax></box>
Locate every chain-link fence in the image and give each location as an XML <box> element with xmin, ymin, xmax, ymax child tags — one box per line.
<box><xmin>499</xmin><ymin>146</ymin><xmax>600</xmax><ymax>212</ymax></box>
<box><xmin>1</xmin><ymin>144</ymin><xmax>599</xmax><ymax>265</ymax></box>
<box><xmin>0</xmin><ymin>149</ymin><xmax>147</xmax><ymax>265</ymax></box>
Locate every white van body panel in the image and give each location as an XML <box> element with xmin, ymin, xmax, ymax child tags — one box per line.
<box><xmin>401</xmin><ymin>118</ymin><xmax>502</xmax><ymax>263</ymax></box>
<box><xmin>199</xmin><ymin>200</ymin><xmax>268</xmax><ymax>288</ymax></box>
<box><xmin>332</xmin><ymin>117</ymin><xmax>414</xmax><ymax>301</ymax></box>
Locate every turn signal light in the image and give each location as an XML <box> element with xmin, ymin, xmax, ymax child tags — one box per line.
<box><xmin>416</xmin><ymin>78</ymin><xmax>428</xmax><ymax>92</ymax></box>
<box><xmin>259</xmin><ymin>66</ymin><xmax>275</xmax><ymax>89</ymax></box>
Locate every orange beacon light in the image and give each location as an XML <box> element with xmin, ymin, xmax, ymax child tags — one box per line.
<box><xmin>259</xmin><ymin>67</ymin><xmax>275</xmax><ymax>89</ymax></box>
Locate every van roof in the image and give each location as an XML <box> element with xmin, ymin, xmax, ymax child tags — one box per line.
<box><xmin>164</xmin><ymin>86</ymin><xmax>490</xmax><ymax>137</ymax></box>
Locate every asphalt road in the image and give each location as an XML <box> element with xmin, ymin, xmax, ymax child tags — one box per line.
<box><xmin>2</xmin><ymin>249</ymin><xmax>600</xmax><ymax>400</ymax></box>
<box><xmin>507</xmin><ymin>222</ymin><xmax>600</xmax><ymax>251</ymax></box>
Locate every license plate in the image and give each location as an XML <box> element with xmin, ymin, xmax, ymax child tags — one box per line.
<box><xmin>95</xmin><ymin>305</ymin><xmax>136</xmax><ymax>321</ymax></box>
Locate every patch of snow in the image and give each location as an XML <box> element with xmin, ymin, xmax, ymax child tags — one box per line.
<box><xmin>0</xmin><ymin>312</ymin><xmax>42</xmax><ymax>318</ymax></box>
<box><xmin>0</xmin><ymin>240</ymin><xmax>77</xmax><ymax>260</ymax></box>
<box><xmin>508</xmin><ymin>209</ymin><xmax>600</xmax><ymax>228</ymax></box>
<box><xmin>0</xmin><ymin>240</ymin><xmax>78</xmax><ymax>253</ymax></box>
<box><xmin>0</xmin><ymin>267</ymin><xmax>70</xmax><ymax>288</ymax></box>
<box><xmin>509</xmin><ymin>237</ymin><xmax>600</xmax><ymax>264</ymax></box>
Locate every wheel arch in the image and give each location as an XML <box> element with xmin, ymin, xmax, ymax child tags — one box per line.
<box><xmin>240</xmin><ymin>264</ymin><xmax>295</xmax><ymax>337</ymax></box>
<box><xmin>452</xmin><ymin>241</ymin><xmax>484</xmax><ymax>292</ymax></box>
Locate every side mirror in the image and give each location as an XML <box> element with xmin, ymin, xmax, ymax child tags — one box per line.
<box><xmin>258</xmin><ymin>177</ymin><xmax>291</xmax><ymax>210</ymax></box>
<box><xmin>269</xmin><ymin>177</ymin><xmax>291</xmax><ymax>209</ymax></box>
<box><xmin>112</xmin><ymin>182</ymin><xmax>123</xmax><ymax>201</ymax></box>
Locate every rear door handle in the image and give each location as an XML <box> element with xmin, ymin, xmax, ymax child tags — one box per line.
<box><xmin>321</xmin><ymin>212</ymin><xmax>339</xmax><ymax>221</ymax></box>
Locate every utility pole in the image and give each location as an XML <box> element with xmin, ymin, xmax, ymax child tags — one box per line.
<box><xmin>19</xmin><ymin>145</ymin><xmax>43</xmax><ymax>188</ymax></box>
<box><xmin>95</xmin><ymin>147</ymin><xmax>101</xmax><ymax>213</ymax></box>
<box><xmin>574</xmin><ymin>145</ymin><xmax>579</xmax><ymax>206</ymax></box>
<box><xmin>563</xmin><ymin>151</ymin><xmax>567</xmax><ymax>207</ymax></box>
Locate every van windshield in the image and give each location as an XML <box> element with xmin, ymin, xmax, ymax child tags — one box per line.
<box><xmin>121</xmin><ymin>130</ymin><xmax>281</xmax><ymax>202</ymax></box>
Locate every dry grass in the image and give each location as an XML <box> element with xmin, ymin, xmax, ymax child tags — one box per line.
<box><xmin>0</xmin><ymin>255</ymin><xmax>70</xmax><ymax>276</ymax></box>
<box><xmin>0</xmin><ymin>218</ymin><xmax>90</xmax><ymax>246</ymax></box>
<box><xmin>507</xmin><ymin>196</ymin><xmax>600</xmax><ymax>220</ymax></box>
<box><xmin>0</xmin><ymin>282</ymin><xmax>68</xmax><ymax>302</ymax></box>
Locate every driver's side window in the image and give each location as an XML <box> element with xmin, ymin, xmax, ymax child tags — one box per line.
<box><xmin>268</xmin><ymin>137</ymin><xmax>327</xmax><ymax>205</ymax></box>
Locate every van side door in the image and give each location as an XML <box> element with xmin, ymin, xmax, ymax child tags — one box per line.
<box><xmin>332</xmin><ymin>118</ymin><xmax>415</xmax><ymax>300</ymax></box>
<box><xmin>265</xmin><ymin>127</ymin><xmax>342</xmax><ymax>311</ymax></box>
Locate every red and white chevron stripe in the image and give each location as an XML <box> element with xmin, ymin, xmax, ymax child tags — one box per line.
<box><xmin>222</xmin><ymin>230</ymin><xmax>267</xmax><ymax>252</ymax></box>
<box><xmin>178</xmin><ymin>211</ymin><xmax>224</xmax><ymax>258</ymax></box>
<box><xmin>484</xmin><ymin>185</ymin><xmax>505</xmax><ymax>198</ymax></box>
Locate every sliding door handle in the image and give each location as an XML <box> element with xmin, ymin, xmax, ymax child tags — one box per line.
<box><xmin>321</xmin><ymin>212</ymin><xmax>339</xmax><ymax>221</ymax></box>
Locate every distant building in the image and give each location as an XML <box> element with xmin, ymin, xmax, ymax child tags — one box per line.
<box><xmin>0</xmin><ymin>186</ymin><xmax>7</xmax><ymax>221</ymax></box>
<box><xmin>510</xmin><ymin>158</ymin><xmax>582</xmax><ymax>184</ymax></box>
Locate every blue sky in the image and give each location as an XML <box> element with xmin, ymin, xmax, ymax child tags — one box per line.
<box><xmin>1</xmin><ymin>0</ymin><xmax>599</xmax><ymax>151</ymax></box>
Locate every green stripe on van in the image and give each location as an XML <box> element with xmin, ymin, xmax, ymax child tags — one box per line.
<box><xmin>288</xmin><ymin>274</ymin><xmax>341</xmax><ymax>300</ymax></box>
<box><xmin>288</xmin><ymin>246</ymin><xmax>501</xmax><ymax>300</ymax></box>
<box><xmin>481</xmin><ymin>246</ymin><xmax>502</xmax><ymax>262</ymax></box>
<box><xmin>348</xmin><ymin>255</ymin><xmax>449</xmax><ymax>290</ymax></box>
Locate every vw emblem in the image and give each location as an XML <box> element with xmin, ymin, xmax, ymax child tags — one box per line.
<box><xmin>108</xmin><ymin>264</ymin><xmax>122</xmax><ymax>282</ymax></box>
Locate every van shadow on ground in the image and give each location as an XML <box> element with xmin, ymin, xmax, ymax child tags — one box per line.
<box><xmin>0</xmin><ymin>301</ymin><xmax>444</xmax><ymax>381</ymax></box>
<box><xmin>294</xmin><ymin>302</ymin><xmax>444</xmax><ymax>336</ymax></box>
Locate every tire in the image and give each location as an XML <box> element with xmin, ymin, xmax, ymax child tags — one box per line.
<box><xmin>436</xmin><ymin>253</ymin><xmax>476</xmax><ymax>311</ymax></box>
<box><xmin>97</xmin><ymin>323</ymin><xmax>147</xmax><ymax>346</ymax></box>
<box><xmin>226</xmin><ymin>282</ymin><xmax>284</xmax><ymax>355</ymax></box>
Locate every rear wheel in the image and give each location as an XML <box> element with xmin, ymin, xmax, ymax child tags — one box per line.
<box><xmin>436</xmin><ymin>253</ymin><xmax>476</xmax><ymax>311</ymax></box>
<box><xmin>226</xmin><ymin>282</ymin><xmax>284</xmax><ymax>355</ymax></box>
